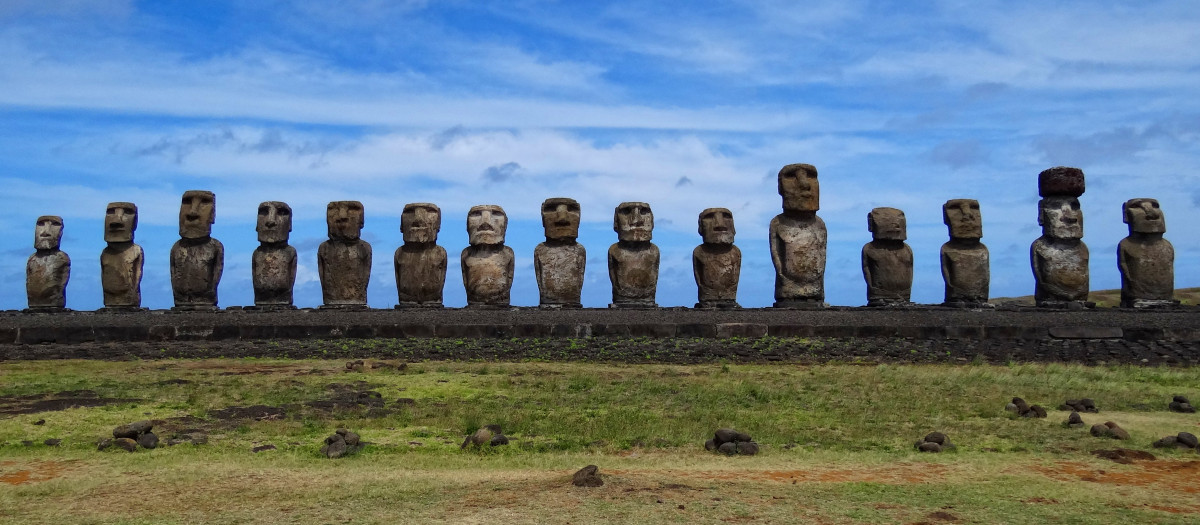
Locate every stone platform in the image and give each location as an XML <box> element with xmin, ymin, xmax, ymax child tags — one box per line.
<box><xmin>0</xmin><ymin>306</ymin><xmax>1198</xmax><ymax>364</ymax></box>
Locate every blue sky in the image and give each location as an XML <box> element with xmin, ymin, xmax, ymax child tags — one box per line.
<box><xmin>1</xmin><ymin>0</ymin><xmax>1199</xmax><ymax>309</ymax></box>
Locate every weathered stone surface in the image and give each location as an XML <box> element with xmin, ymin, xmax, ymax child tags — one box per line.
<box><xmin>694</xmin><ymin>208</ymin><xmax>741</xmax><ymax>308</ymax></box>
<box><xmin>395</xmin><ymin>203</ymin><xmax>447</xmax><ymax>307</ymax></box>
<box><xmin>1118</xmin><ymin>198</ymin><xmax>1175</xmax><ymax>308</ymax></box>
<box><xmin>535</xmin><ymin>198</ymin><xmax>585</xmax><ymax>308</ymax></box>
<box><xmin>253</xmin><ymin>201</ymin><xmax>297</xmax><ymax>307</ymax></box>
<box><xmin>918</xmin><ymin>442</ymin><xmax>942</xmax><ymax>453</ymax></box>
<box><xmin>717</xmin><ymin>442</ymin><xmax>737</xmax><ymax>455</ymax></box>
<box><xmin>609</xmin><ymin>202</ymin><xmax>659</xmax><ymax>307</ymax></box>
<box><xmin>704</xmin><ymin>438</ymin><xmax>717</xmax><ymax>451</ymax></box>
<box><xmin>770</xmin><ymin>163</ymin><xmax>826</xmax><ymax>307</ymax></box>
<box><xmin>462</xmin><ymin>205</ymin><xmax>514</xmax><ymax>307</ymax></box>
<box><xmin>113</xmin><ymin>420</ymin><xmax>153</xmax><ymax>439</ymax></box>
<box><xmin>1090</xmin><ymin>424</ymin><xmax>1111</xmax><ymax>438</ymax></box>
<box><xmin>1038</xmin><ymin>166</ymin><xmax>1085</xmax><ymax>197</ymax></box>
<box><xmin>26</xmin><ymin>215</ymin><xmax>69</xmax><ymax>309</ymax></box>
<box><xmin>862</xmin><ymin>207</ymin><xmax>913</xmax><ymax>306</ymax></box>
<box><xmin>736</xmin><ymin>441</ymin><xmax>760</xmax><ymax>455</ymax></box>
<box><xmin>940</xmin><ymin>199</ymin><xmax>989</xmax><ymax>305</ymax></box>
<box><xmin>171</xmin><ymin>191</ymin><xmax>223</xmax><ymax>309</ymax></box>
<box><xmin>113</xmin><ymin>437</ymin><xmax>138</xmax><ymax>452</ymax></box>
<box><xmin>1153</xmin><ymin>436</ymin><xmax>1179</xmax><ymax>448</ymax></box>
<box><xmin>923</xmin><ymin>432</ymin><xmax>947</xmax><ymax>445</ymax></box>
<box><xmin>461</xmin><ymin>426</ymin><xmax>495</xmax><ymax>449</ymax></box>
<box><xmin>1049</xmin><ymin>326</ymin><xmax>1122</xmax><ymax>339</ymax></box>
<box><xmin>1170</xmin><ymin>401</ymin><xmax>1196</xmax><ymax>413</ymax></box>
<box><xmin>336</xmin><ymin>428</ymin><xmax>361</xmax><ymax>447</ymax></box>
<box><xmin>1175</xmin><ymin>395</ymin><xmax>1191</xmax><ymax>404</ymax></box>
<box><xmin>101</xmin><ymin>202</ymin><xmax>143</xmax><ymax>309</ymax></box>
<box><xmin>1066</xmin><ymin>411</ymin><xmax>1085</xmax><ymax>427</ymax></box>
<box><xmin>1177</xmin><ymin>432</ymin><xmax>1199</xmax><ymax>448</ymax></box>
<box><xmin>572</xmin><ymin>465</ymin><xmax>604</xmax><ymax>487</ymax></box>
<box><xmin>321</xmin><ymin>434</ymin><xmax>347</xmax><ymax>458</ymax></box>
<box><xmin>714</xmin><ymin>428</ymin><xmax>738</xmax><ymax>445</ymax></box>
<box><xmin>1032</xmin><ymin>194</ymin><xmax>1089</xmax><ymax>306</ymax></box>
<box><xmin>319</xmin><ymin>201</ymin><xmax>371</xmax><ymax>307</ymax></box>
<box><xmin>137</xmin><ymin>431</ymin><xmax>158</xmax><ymax>449</ymax></box>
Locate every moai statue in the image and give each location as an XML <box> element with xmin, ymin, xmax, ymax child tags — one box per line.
<box><xmin>534</xmin><ymin>198</ymin><xmax>585</xmax><ymax>308</ymax></box>
<box><xmin>1030</xmin><ymin>167</ymin><xmax>1089</xmax><ymax>307</ymax></box>
<box><xmin>395</xmin><ymin>203</ymin><xmax>447</xmax><ymax>307</ymax></box>
<box><xmin>861</xmin><ymin>207</ymin><xmax>913</xmax><ymax>306</ymax></box>
<box><xmin>1118</xmin><ymin>198</ymin><xmax>1175</xmax><ymax>308</ymax></box>
<box><xmin>461</xmin><ymin>205</ymin><xmax>514</xmax><ymax>307</ymax></box>
<box><xmin>769</xmin><ymin>163</ymin><xmax>827</xmax><ymax>308</ymax></box>
<box><xmin>252</xmin><ymin>201</ymin><xmax>297</xmax><ymax>308</ymax></box>
<box><xmin>940</xmin><ymin>199</ymin><xmax>990</xmax><ymax>306</ymax></box>
<box><xmin>100</xmin><ymin>202</ymin><xmax>143</xmax><ymax>310</ymax></box>
<box><xmin>26</xmin><ymin>215</ymin><xmax>70</xmax><ymax>310</ymax></box>
<box><xmin>170</xmin><ymin>190</ymin><xmax>223</xmax><ymax>310</ymax></box>
<box><xmin>608</xmin><ymin>202</ymin><xmax>659</xmax><ymax>308</ymax></box>
<box><xmin>693</xmin><ymin>207</ymin><xmax>741</xmax><ymax>308</ymax></box>
<box><xmin>318</xmin><ymin>201</ymin><xmax>371</xmax><ymax>308</ymax></box>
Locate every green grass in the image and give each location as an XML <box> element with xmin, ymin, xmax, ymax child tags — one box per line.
<box><xmin>1</xmin><ymin>358</ymin><xmax>1199</xmax><ymax>523</ymax></box>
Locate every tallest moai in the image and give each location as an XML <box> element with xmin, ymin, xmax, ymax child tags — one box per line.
<box><xmin>770</xmin><ymin>163</ymin><xmax>827</xmax><ymax>308</ymax></box>
<box><xmin>1030</xmin><ymin>167</ymin><xmax>1089</xmax><ymax>307</ymax></box>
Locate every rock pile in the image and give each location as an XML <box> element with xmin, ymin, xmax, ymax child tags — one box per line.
<box><xmin>1152</xmin><ymin>432</ymin><xmax>1199</xmax><ymax>450</ymax></box>
<box><xmin>1169</xmin><ymin>395</ymin><xmax>1195</xmax><ymax>413</ymax></box>
<box><xmin>1064</xmin><ymin>411</ymin><xmax>1086</xmax><ymax>428</ymax></box>
<box><xmin>704</xmin><ymin>428</ymin><xmax>759</xmax><ymax>456</ymax></box>
<box><xmin>1090</xmin><ymin>421</ymin><xmax>1130</xmax><ymax>440</ymax></box>
<box><xmin>98</xmin><ymin>420</ymin><xmax>158</xmax><ymax>452</ymax></box>
<box><xmin>320</xmin><ymin>428</ymin><xmax>363</xmax><ymax>458</ymax></box>
<box><xmin>914</xmin><ymin>431</ymin><xmax>956</xmax><ymax>453</ymax></box>
<box><xmin>460</xmin><ymin>424</ymin><xmax>509</xmax><ymax>449</ymax></box>
<box><xmin>1059</xmin><ymin>398</ymin><xmax>1098</xmax><ymax>413</ymax></box>
<box><xmin>572</xmin><ymin>465</ymin><xmax>604</xmax><ymax>487</ymax></box>
<box><xmin>1005</xmin><ymin>397</ymin><xmax>1047</xmax><ymax>418</ymax></box>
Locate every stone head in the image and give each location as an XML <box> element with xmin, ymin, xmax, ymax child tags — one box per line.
<box><xmin>1038</xmin><ymin>196</ymin><xmax>1083</xmax><ymax>239</ymax></box>
<box><xmin>868</xmin><ymin>207</ymin><xmax>906</xmax><ymax>241</ymax></box>
<box><xmin>256</xmin><ymin>201</ymin><xmax>292</xmax><ymax>244</ymax></box>
<box><xmin>34</xmin><ymin>215</ymin><xmax>63</xmax><ymax>251</ymax></box>
<box><xmin>614</xmin><ymin>202</ymin><xmax>653</xmax><ymax>242</ymax></box>
<box><xmin>327</xmin><ymin>201</ymin><xmax>365</xmax><ymax>241</ymax></box>
<box><xmin>104</xmin><ymin>202</ymin><xmax>137</xmax><ymax>243</ymax></box>
<box><xmin>778</xmin><ymin>163</ymin><xmax>819</xmax><ymax>213</ymax></box>
<box><xmin>943</xmin><ymin>199</ymin><xmax>982</xmax><ymax>240</ymax></box>
<box><xmin>179</xmin><ymin>190</ymin><xmax>216</xmax><ymax>239</ymax></box>
<box><xmin>402</xmin><ymin>203</ymin><xmax>441</xmax><ymax>244</ymax></box>
<box><xmin>1123</xmin><ymin>198</ymin><xmax>1165</xmax><ymax>234</ymax></box>
<box><xmin>467</xmin><ymin>204</ymin><xmax>507</xmax><ymax>245</ymax></box>
<box><xmin>698</xmin><ymin>207</ymin><xmax>735</xmax><ymax>244</ymax></box>
<box><xmin>541</xmin><ymin>197</ymin><xmax>581</xmax><ymax>241</ymax></box>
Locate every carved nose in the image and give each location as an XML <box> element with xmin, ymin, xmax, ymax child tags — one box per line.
<box><xmin>478</xmin><ymin>223</ymin><xmax>494</xmax><ymax>231</ymax></box>
<box><xmin>265</xmin><ymin>220</ymin><xmax>277</xmax><ymax>228</ymax></box>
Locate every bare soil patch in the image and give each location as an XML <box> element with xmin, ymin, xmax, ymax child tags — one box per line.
<box><xmin>1033</xmin><ymin>460</ymin><xmax>1200</xmax><ymax>494</ymax></box>
<box><xmin>0</xmin><ymin>391</ymin><xmax>139</xmax><ymax>415</ymax></box>
<box><xmin>0</xmin><ymin>460</ymin><xmax>76</xmax><ymax>485</ymax></box>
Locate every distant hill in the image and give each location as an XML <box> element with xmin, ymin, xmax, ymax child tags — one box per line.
<box><xmin>991</xmin><ymin>287</ymin><xmax>1200</xmax><ymax>307</ymax></box>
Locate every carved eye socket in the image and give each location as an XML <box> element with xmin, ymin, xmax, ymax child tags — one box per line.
<box><xmin>806</xmin><ymin>172</ymin><xmax>817</xmax><ymax>179</ymax></box>
<box><xmin>783</xmin><ymin>172</ymin><xmax>796</xmax><ymax>179</ymax></box>
<box><xmin>493</xmin><ymin>210</ymin><xmax>506</xmax><ymax>218</ymax></box>
<box><xmin>1151</xmin><ymin>202</ymin><xmax>1160</xmax><ymax>208</ymax></box>
<box><xmin>969</xmin><ymin>203</ymin><xmax>979</xmax><ymax>210</ymax></box>
<box><xmin>276</xmin><ymin>208</ymin><xmax>290</xmax><ymax>216</ymax></box>
<box><xmin>542</xmin><ymin>204</ymin><xmax>556</xmax><ymax>213</ymax></box>
<box><xmin>200</xmin><ymin>197</ymin><xmax>213</xmax><ymax>205</ymax></box>
<box><xmin>258</xmin><ymin>206</ymin><xmax>269</xmax><ymax>215</ymax></box>
<box><xmin>567</xmin><ymin>204</ymin><xmax>580</xmax><ymax>212</ymax></box>
<box><xmin>701</xmin><ymin>212</ymin><xmax>715</xmax><ymax>220</ymax></box>
<box><xmin>639</xmin><ymin>207</ymin><xmax>651</xmax><ymax>215</ymax></box>
<box><xmin>469</xmin><ymin>210</ymin><xmax>482</xmax><ymax>218</ymax></box>
<box><xmin>347</xmin><ymin>204</ymin><xmax>362</xmax><ymax>212</ymax></box>
<box><xmin>107</xmin><ymin>207</ymin><xmax>116</xmax><ymax>214</ymax></box>
<box><xmin>1070</xmin><ymin>201</ymin><xmax>1080</xmax><ymax>210</ymax></box>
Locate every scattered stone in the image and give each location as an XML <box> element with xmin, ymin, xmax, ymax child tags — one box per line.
<box><xmin>1009</xmin><ymin>397</ymin><xmax>1047</xmax><ymax>418</ymax></box>
<box><xmin>1152</xmin><ymin>436</ymin><xmax>1179</xmax><ymax>448</ymax></box>
<box><xmin>489</xmin><ymin>434</ymin><xmax>509</xmax><ymax>447</ymax></box>
<box><xmin>252</xmin><ymin>444</ymin><xmax>276</xmax><ymax>453</ymax></box>
<box><xmin>708</xmin><ymin>428</ymin><xmax>758</xmax><ymax>456</ymax></box>
<box><xmin>1004</xmin><ymin>402</ymin><xmax>1018</xmax><ymax>413</ymax></box>
<box><xmin>1060</xmin><ymin>399</ymin><xmax>1099</xmax><ymax>413</ymax></box>
<box><xmin>1091</xmin><ymin>448</ymin><xmax>1156</xmax><ymax>464</ymax></box>
<box><xmin>572</xmin><ymin>465</ymin><xmax>604</xmax><ymax>487</ymax></box>
<box><xmin>915</xmin><ymin>432</ymin><xmax>954</xmax><ymax>453</ymax></box>
<box><xmin>137</xmin><ymin>431</ymin><xmax>159</xmax><ymax>450</ymax></box>
<box><xmin>918</xmin><ymin>442</ymin><xmax>942</xmax><ymax>453</ymax></box>
<box><xmin>1102</xmin><ymin>421</ymin><xmax>1129</xmax><ymax>441</ymax></box>
<box><xmin>113</xmin><ymin>437</ymin><xmax>138</xmax><ymax>452</ymax></box>
<box><xmin>345</xmin><ymin>360</ymin><xmax>365</xmax><ymax>371</ymax></box>
<box><xmin>33</xmin><ymin>419</ymin><xmax>45</xmax><ymax>425</ymax></box>
<box><xmin>43</xmin><ymin>438</ymin><xmax>60</xmax><ymax>446</ymax></box>
<box><xmin>336</xmin><ymin>428</ymin><xmax>360</xmax><ymax>447</ymax></box>
<box><xmin>1090</xmin><ymin>424</ymin><xmax>1111</xmax><ymax>438</ymax></box>
<box><xmin>112</xmin><ymin>420</ymin><xmax>153</xmax><ymax>439</ymax></box>
<box><xmin>1176</xmin><ymin>432</ymin><xmax>1198</xmax><ymax>448</ymax></box>
<box><xmin>321</xmin><ymin>434</ymin><xmax>348</xmax><ymax>459</ymax></box>
<box><xmin>1169</xmin><ymin>396</ymin><xmax>1196</xmax><ymax>413</ymax></box>
<box><xmin>1065</xmin><ymin>411</ymin><xmax>1085</xmax><ymax>428</ymax></box>
<box><xmin>166</xmin><ymin>432</ymin><xmax>208</xmax><ymax>446</ymax></box>
<box><xmin>461</xmin><ymin>424</ymin><xmax>507</xmax><ymax>449</ymax></box>
<box><xmin>96</xmin><ymin>438</ymin><xmax>112</xmax><ymax>451</ymax></box>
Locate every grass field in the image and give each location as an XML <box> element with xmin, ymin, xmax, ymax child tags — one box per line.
<box><xmin>2</xmin><ymin>358</ymin><xmax>1199</xmax><ymax>524</ymax></box>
